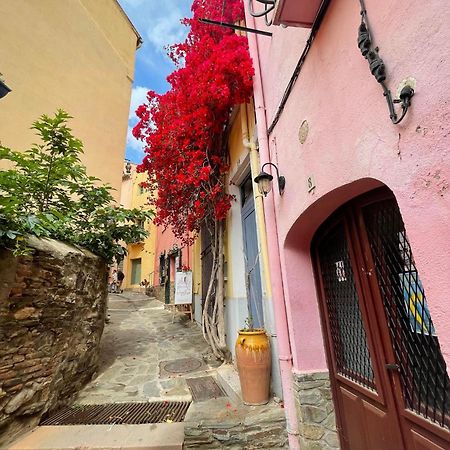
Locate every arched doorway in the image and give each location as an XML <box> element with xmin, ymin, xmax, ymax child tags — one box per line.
<box><xmin>312</xmin><ymin>188</ymin><xmax>450</xmax><ymax>449</ymax></box>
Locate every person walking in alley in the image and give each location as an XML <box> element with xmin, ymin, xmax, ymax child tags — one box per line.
<box><xmin>117</xmin><ymin>269</ymin><xmax>125</xmax><ymax>293</ymax></box>
<box><xmin>109</xmin><ymin>269</ymin><xmax>118</xmax><ymax>293</ymax></box>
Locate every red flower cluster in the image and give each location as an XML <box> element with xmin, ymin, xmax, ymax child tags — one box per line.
<box><xmin>133</xmin><ymin>0</ymin><xmax>254</xmax><ymax>244</ymax></box>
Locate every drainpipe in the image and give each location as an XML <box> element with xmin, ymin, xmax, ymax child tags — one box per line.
<box><xmin>241</xmin><ymin>104</ymin><xmax>272</xmax><ymax>300</ymax></box>
<box><xmin>243</xmin><ymin>9</ymin><xmax>300</xmax><ymax>450</ymax></box>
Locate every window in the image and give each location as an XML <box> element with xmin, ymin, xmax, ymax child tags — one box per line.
<box><xmin>240</xmin><ymin>174</ymin><xmax>253</xmax><ymax>206</ymax></box>
<box><xmin>131</xmin><ymin>258</ymin><xmax>142</xmax><ymax>285</ymax></box>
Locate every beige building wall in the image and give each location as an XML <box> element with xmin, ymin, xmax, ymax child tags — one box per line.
<box><xmin>120</xmin><ymin>163</ymin><xmax>156</xmax><ymax>290</ymax></box>
<box><xmin>0</xmin><ymin>0</ymin><xmax>141</xmax><ymax>201</ymax></box>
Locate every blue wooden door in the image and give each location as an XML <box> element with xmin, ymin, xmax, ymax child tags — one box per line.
<box><xmin>241</xmin><ymin>176</ymin><xmax>264</xmax><ymax>328</ymax></box>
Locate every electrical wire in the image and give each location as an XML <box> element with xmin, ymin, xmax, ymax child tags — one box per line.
<box><xmin>267</xmin><ymin>0</ymin><xmax>331</xmax><ymax>135</ymax></box>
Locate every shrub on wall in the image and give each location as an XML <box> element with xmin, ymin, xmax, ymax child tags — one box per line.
<box><xmin>0</xmin><ymin>110</ymin><xmax>153</xmax><ymax>263</ymax></box>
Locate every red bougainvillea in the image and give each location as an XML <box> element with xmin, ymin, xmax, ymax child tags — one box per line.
<box><xmin>133</xmin><ymin>0</ymin><xmax>254</xmax><ymax>243</ymax></box>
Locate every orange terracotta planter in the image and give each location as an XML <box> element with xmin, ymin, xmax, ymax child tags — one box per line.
<box><xmin>235</xmin><ymin>329</ymin><xmax>271</xmax><ymax>405</ymax></box>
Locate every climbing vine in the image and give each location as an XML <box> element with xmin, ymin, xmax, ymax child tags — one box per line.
<box><xmin>133</xmin><ymin>0</ymin><xmax>254</xmax><ymax>359</ymax></box>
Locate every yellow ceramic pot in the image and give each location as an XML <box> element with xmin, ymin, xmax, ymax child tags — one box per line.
<box><xmin>235</xmin><ymin>329</ymin><xmax>271</xmax><ymax>405</ymax></box>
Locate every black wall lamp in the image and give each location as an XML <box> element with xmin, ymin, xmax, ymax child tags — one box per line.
<box><xmin>0</xmin><ymin>75</ymin><xmax>11</xmax><ymax>99</ymax></box>
<box><xmin>358</xmin><ymin>0</ymin><xmax>414</xmax><ymax>124</ymax></box>
<box><xmin>254</xmin><ymin>162</ymin><xmax>286</xmax><ymax>197</ymax></box>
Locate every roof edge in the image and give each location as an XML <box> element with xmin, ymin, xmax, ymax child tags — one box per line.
<box><xmin>113</xmin><ymin>0</ymin><xmax>143</xmax><ymax>48</ymax></box>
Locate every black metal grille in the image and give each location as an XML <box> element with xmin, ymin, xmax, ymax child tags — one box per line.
<box><xmin>40</xmin><ymin>401</ymin><xmax>191</xmax><ymax>425</ymax></box>
<box><xmin>318</xmin><ymin>223</ymin><xmax>375</xmax><ymax>389</ymax></box>
<box><xmin>186</xmin><ymin>376</ymin><xmax>226</xmax><ymax>402</ymax></box>
<box><xmin>363</xmin><ymin>199</ymin><xmax>450</xmax><ymax>428</ymax></box>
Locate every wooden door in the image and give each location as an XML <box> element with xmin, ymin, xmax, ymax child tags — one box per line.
<box><xmin>201</xmin><ymin>224</ymin><xmax>213</xmax><ymax>316</ymax></box>
<box><xmin>313</xmin><ymin>189</ymin><xmax>450</xmax><ymax>449</ymax></box>
<box><xmin>131</xmin><ymin>258</ymin><xmax>141</xmax><ymax>285</ymax></box>
<box><xmin>241</xmin><ymin>175</ymin><xmax>264</xmax><ymax>328</ymax></box>
<box><xmin>164</xmin><ymin>256</ymin><xmax>170</xmax><ymax>304</ymax></box>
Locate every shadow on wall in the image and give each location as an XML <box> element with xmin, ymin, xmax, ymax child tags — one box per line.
<box><xmin>282</xmin><ymin>177</ymin><xmax>386</xmax><ymax>369</ymax></box>
<box><xmin>282</xmin><ymin>178</ymin><xmax>388</xmax><ymax>450</ymax></box>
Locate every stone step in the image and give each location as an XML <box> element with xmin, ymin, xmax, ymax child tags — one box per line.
<box><xmin>216</xmin><ymin>364</ymin><xmax>243</xmax><ymax>405</ymax></box>
<box><xmin>4</xmin><ymin>424</ymin><xmax>184</xmax><ymax>450</ymax></box>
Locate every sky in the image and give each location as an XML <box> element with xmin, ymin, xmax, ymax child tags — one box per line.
<box><xmin>118</xmin><ymin>0</ymin><xmax>191</xmax><ymax>164</ymax></box>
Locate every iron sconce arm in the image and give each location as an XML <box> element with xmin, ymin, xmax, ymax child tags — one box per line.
<box><xmin>254</xmin><ymin>162</ymin><xmax>286</xmax><ymax>197</ymax></box>
<box><xmin>358</xmin><ymin>0</ymin><xmax>414</xmax><ymax>125</ymax></box>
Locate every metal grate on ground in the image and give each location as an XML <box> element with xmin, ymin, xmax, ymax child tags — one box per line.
<box><xmin>186</xmin><ymin>376</ymin><xmax>226</xmax><ymax>402</ymax></box>
<box><xmin>40</xmin><ymin>401</ymin><xmax>191</xmax><ymax>426</ymax></box>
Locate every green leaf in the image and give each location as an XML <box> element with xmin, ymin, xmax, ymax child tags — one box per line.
<box><xmin>0</xmin><ymin>110</ymin><xmax>155</xmax><ymax>263</ymax></box>
<box><xmin>6</xmin><ymin>230</ymin><xmax>17</xmax><ymax>239</ymax></box>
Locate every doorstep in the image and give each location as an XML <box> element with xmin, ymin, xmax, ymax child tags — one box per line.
<box><xmin>4</xmin><ymin>423</ymin><xmax>184</xmax><ymax>450</ymax></box>
<box><xmin>216</xmin><ymin>364</ymin><xmax>243</xmax><ymax>405</ymax></box>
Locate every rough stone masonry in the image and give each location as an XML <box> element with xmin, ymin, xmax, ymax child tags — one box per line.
<box><xmin>293</xmin><ymin>372</ymin><xmax>340</xmax><ymax>450</ymax></box>
<box><xmin>0</xmin><ymin>237</ymin><xmax>108</xmax><ymax>446</ymax></box>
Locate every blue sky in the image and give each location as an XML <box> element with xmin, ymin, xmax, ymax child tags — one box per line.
<box><xmin>118</xmin><ymin>0</ymin><xmax>191</xmax><ymax>164</ymax></box>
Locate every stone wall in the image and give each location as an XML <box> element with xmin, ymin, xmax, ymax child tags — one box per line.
<box><xmin>184</xmin><ymin>401</ymin><xmax>288</xmax><ymax>449</ymax></box>
<box><xmin>293</xmin><ymin>371</ymin><xmax>340</xmax><ymax>450</ymax></box>
<box><xmin>151</xmin><ymin>282</ymin><xmax>175</xmax><ymax>304</ymax></box>
<box><xmin>0</xmin><ymin>237</ymin><xmax>108</xmax><ymax>446</ymax></box>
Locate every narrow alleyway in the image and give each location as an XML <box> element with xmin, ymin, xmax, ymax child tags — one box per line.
<box><xmin>80</xmin><ymin>292</ymin><xmax>288</xmax><ymax>449</ymax></box>
<box><xmin>8</xmin><ymin>292</ymin><xmax>287</xmax><ymax>449</ymax></box>
<box><xmin>76</xmin><ymin>292</ymin><xmax>216</xmax><ymax>404</ymax></box>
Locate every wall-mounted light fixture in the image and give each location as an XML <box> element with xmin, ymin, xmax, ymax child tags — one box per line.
<box><xmin>248</xmin><ymin>0</ymin><xmax>276</xmax><ymax>26</ymax></box>
<box><xmin>358</xmin><ymin>0</ymin><xmax>414</xmax><ymax>124</ymax></box>
<box><xmin>0</xmin><ymin>75</ymin><xmax>11</xmax><ymax>99</ymax></box>
<box><xmin>254</xmin><ymin>162</ymin><xmax>286</xmax><ymax>197</ymax></box>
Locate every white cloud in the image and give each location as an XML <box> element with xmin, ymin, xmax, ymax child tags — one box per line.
<box><xmin>126</xmin><ymin>125</ymin><xmax>145</xmax><ymax>155</ymax></box>
<box><xmin>145</xmin><ymin>8</ymin><xmax>187</xmax><ymax>51</ymax></box>
<box><xmin>118</xmin><ymin>0</ymin><xmax>190</xmax><ymax>161</ymax></box>
<box><xmin>119</xmin><ymin>0</ymin><xmax>190</xmax><ymax>54</ymax></box>
<box><xmin>127</xmin><ymin>86</ymin><xmax>150</xmax><ymax>156</ymax></box>
<box><xmin>129</xmin><ymin>85</ymin><xmax>150</xmax><ymax>120</ymax></box>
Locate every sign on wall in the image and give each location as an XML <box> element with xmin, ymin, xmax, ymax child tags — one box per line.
<box><xmin>175</xmin><ymin>271</ymin><xmax>193</xmax><ymax>304</ymax></box>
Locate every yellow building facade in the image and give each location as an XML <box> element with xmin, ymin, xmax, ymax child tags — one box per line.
<box><xmin>0</xmin><ymin>0</ymin><xmax>141</xmax><ymax>200</ymax></box>
<box><xmin>120</xmin><ymin>162</ymin><xmax>157</xmax><ymax>290</ymax></box>
<box><xmin>190</xmin><ymin>103</ymin><xmax>282</xmax><ymax>396</ymax></box>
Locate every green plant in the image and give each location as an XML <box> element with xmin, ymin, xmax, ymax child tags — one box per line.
<box><xmin>0</xmin><ymin>110</ymin><xmax>153</xmax><ymax>263</ymax></box>
<box><xmin>242</xmin><ymin>316</ymin><xmax>255</xmax><ymax>331</ymax></box>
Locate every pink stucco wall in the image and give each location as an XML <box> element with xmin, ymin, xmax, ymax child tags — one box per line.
<box><xmin>152</xmin><ymin>226</ymin><xmax>193</xmax><ymax>287</ymax></box>
<box><xmin>251</xmin><ymin>0</ymin><xmax>450</xmax><ymax>373</ymax></box>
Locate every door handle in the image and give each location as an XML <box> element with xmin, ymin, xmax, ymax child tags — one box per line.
<box><xmin>385</xmin><ymin>363</ymin><xmax>400</xmax><ymax>371</ymax></box>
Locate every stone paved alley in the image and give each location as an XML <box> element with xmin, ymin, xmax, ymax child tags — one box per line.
<box><xmin>81</xmin><ymin>291</ymin><xmax>288</xmax><ymax>449</ymax></box>
<box><xmin>76</xmin><ymin>292</ymin><xmax>215</xmax><ymax>405</ymax></box>
<box><xmin>9</xmin><ymin>292</ymin><xmax>287</xmax><ymax>449</ymax></box>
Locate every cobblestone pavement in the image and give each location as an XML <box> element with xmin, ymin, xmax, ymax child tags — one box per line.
<box><xmin>76</xmin><ymin>291</ymin><xmax>220</xmax><ymax>405</ymax></box>
<box><xmin>75</xmin><ymin>291</ymin><xmax>288</xmax><ymax>448</ymax></box>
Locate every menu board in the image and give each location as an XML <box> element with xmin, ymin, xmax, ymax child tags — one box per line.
<box><xmin>175</xmin><ymin>271</ymin><xmax>193</xmax><ymax>304</ymax></box>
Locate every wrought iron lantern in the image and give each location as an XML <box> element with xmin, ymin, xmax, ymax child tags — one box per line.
<box><xmin>254</xmin><ymin>162</ymin><xmax>285</xmax><ymax>197</ymax></box>
<box><xmin>0</xmin><ymin>78</ymin><xmax>11</xmax><ymax>99</ymax></box>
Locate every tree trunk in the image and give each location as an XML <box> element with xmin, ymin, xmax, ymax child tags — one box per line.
<box><xmin>201</xmin><ymin>218</ymin><xmax>230</xmax><ymax>362</ymax></box>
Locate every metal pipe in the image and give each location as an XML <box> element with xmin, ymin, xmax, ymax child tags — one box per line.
<box><xmin>244</xmin><ymin>5</ymin><xmax>300</xmax><ymax>449</ymax></box>
<box><xmin>198</xmin><ymin>18</ymin><xmax>272</xmax><ymax>37</ymax></box>
<box><xmin>241</xmin><ymin>104</ymin><xmax>273</xmax><ymax>301</ymax></box>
